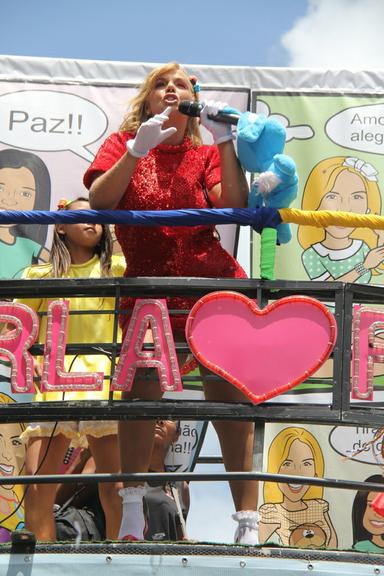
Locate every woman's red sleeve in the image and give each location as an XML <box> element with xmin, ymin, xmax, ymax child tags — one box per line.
<box><xmin>83</xmin><ymin>132</ymin><xmax>130</xmax><ymax>189</ymax></box>
<box><xmin>204</xmin><ymin>145</ymin><xmax>222</xmax><ymax>191</ymax></box>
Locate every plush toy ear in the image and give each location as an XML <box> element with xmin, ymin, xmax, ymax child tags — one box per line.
<box><xmin>237</xmin><ymin>112</ymin><xmax>286</xmax><ymax>173</ymax></box>
<box><xmin>237</xmin><ymin>112</ymin><xmax>267</xmax><ymax>142</ymax></box>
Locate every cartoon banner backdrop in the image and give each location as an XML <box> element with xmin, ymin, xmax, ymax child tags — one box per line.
<box><xmin>1</xmin><ymin>56</ymin><xmax>384</xmax><ymax>548</ymax></box>
<box><xmin>261</xmin><ymin>423</ymin><xmax>384</xmax><ymax>552</ymax></box>
<box><xmin>249</xmin><ymin>85</ymin><xmax>384</xmax><ymax>551</ymax></box>
<box><xmin>252</xmin><ymin>92</ymin><xmax>384</xmax><ymax>289</ymax></box>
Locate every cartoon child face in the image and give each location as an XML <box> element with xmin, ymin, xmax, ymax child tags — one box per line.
<box><xmin>363</xmin><ymin>492</ymin><xmax>384</xmax><ymax>536</ymax></box>
<box><xmin>0</xmin><ymin>423</ymin><xmax>25</xmax><ymax>492</ymax></box>
<box><xmin>318</xmin><ymin>169</ymin><xmax>368</xmax><ymax>239</ymax></box>
<box><xmin>0</xmin><ymin>167</ymin><xmax>37</xmax><ymax>224</ymax></box>
<box><xmin>277</xmin><ymin>439</ymin><xmax>316</xmax><ymax>502</ymax></box>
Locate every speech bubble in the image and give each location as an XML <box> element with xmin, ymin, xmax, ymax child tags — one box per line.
<box><xmin>325</xmin><ymin>103</ymin><xmax>384</xmax><ymax>155</ymax></box>
<box><xmin>329</xmin><ymin>425</ymin><xmax>384</xmax><ymax>465</ymax></box>
<box><xmin>0</xmin><ymin>89</ymin><xmax>108</xmax><ymax>162</ymax></box>
<box><xmin>164</xmin><ymin>422</ymin><xmax>205</xmax><ymax>472</ymax></box>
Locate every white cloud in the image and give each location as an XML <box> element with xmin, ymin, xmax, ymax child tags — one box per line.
<box><xmin>282</xmin><ymin>0</ymin><xmax>384</xmax><ymax>69</ymax></box>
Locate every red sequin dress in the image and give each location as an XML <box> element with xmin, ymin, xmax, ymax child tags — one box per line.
<box><xmin>84</xmin><ymin>132</ymin><xmax>247</xmax><ymax>337</ymax></box>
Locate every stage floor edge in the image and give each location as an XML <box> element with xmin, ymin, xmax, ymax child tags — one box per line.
<box><xmin>0</xmin><ymin>542</ymin><xmax>383</xmax><ymax>576</ymax></box>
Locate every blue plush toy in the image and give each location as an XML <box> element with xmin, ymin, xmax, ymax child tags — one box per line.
<box><xmin>236</xmin><ymin>111</ymin><xmax>298</xmax><ymax>245</ymax></box>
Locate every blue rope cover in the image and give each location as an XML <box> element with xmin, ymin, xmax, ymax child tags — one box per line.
<box><xmin>0</xmin><ymin>207</ymin><xmax>281</xmax><ymax>233</ymax></box>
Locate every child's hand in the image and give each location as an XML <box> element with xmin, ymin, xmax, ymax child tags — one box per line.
<box><xmin>127</xmin><ymin>107</ymin><xmax>177</xmax><ymax>158</ymax></box>
<box><xmin>364</xmin><ymin>245</ymin><xmax>384</xmax><ymax>270</ymax></box>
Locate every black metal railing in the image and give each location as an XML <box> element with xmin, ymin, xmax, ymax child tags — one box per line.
<box><xmin>0</xmin><ymin>272</ymin><xmax>383</xmax><ymax>498</ymax></box>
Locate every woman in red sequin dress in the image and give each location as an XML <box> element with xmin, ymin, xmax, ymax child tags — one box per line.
<box><xmin>84</xmin><ymin>62</ymin><xmax>259</xmax><ymax>544</ymax></box>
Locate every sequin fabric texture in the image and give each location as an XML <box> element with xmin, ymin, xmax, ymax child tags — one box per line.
<box><xmin>84</xmin><ymin>133</ymin><xmax>247</xmax><ymax>336</ymax></box>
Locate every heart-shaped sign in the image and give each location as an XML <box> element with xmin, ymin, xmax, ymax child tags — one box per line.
<box><xmin>185</xmin><ymin>291</ymin><xmax>337</xmax><ymax>404</ymax></box>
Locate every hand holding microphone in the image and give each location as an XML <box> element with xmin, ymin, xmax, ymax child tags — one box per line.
<box><xmin>178</xmin><ymin>99</ymin><xmax>240</xmax><ymax>144</ymax></box>
<box><xmin>198</xmin><ymin>101</ymin><xmax>236</xmax><ymax>145</ymax></box>
<box><xmin>200</xmin><ymin>101</ymin><xmax>234</xmax><ymax>144</ymax></box>
<box><xmin>127</xmin><ymin>106</ymin><xmax>177</xmax><ymax>158</ymax></box>
<box><xmin>178</xmin><ymin>100</ymin><xmax>240</xmax><ymax>125</ymax></box>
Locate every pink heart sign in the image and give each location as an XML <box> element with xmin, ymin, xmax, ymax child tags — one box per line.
<box><xmin>185</xmin><ymin>291</ymin><xmax>337</xmax><ymax>404</ymax></box>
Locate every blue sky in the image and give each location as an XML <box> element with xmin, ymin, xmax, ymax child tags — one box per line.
<box><xmin>2</xmin><ymin>0</ymin><xmax>383</xmax><ymax>70</ymax></box>
<box><xmin>2</xmin><ymin>0</ymin><xmax>384</xmax><ymax>544</ymax></box>
<box><xmin>1</xmin><ymin>0</ymin><xmax>307</xmax><ymax>67</ymax></box>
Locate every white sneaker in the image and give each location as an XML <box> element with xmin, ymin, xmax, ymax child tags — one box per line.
<box><xmin>232</xmin><ymin>510</ymin><xmax>260</xmax><ymax>545</ymax></box>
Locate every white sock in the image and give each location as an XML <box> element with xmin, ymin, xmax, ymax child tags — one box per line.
<box><xmin>118</xmin><ymin>485</ymin><xmax>147</xmax><ymax>540</ymax></box>
<box><xmin>232</xmin><ymin>510</ymin><xmax>260</xmax><ymax>545</ymax></box>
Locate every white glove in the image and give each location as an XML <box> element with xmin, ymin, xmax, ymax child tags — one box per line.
<box><xmin>200</xmin><ymin>100</ymin><xmax>234</xmax><ymax>145</ymax></box>
<box><xmin>127</xmin><ymin>106</ymin><xmax>177</xmax><ymax>158</ymax></box>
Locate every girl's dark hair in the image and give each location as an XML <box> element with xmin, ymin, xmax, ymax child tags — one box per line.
<box><xmin>51</xmin><ymin>197</ymin><xmax>113</xmax><ymax>278</ymax></box>
<box><xmin>352</xmin><ymin>474</ymin><xmax>384</xmax><ymax>544</ymax></box>
<box><xmin>0</xmin><ymin>148</ymin><xmax>51</xmax><ymax>249</ymax></box>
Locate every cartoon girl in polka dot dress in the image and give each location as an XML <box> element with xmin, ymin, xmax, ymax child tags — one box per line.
<box><xmin>298</xmin><ymin>156</ymin><xmax>384</xmax><ymax>284</ymax></box>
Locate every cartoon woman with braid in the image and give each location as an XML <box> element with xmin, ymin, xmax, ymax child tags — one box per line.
<box><xmin>299</xmin><ymin>156</ymin><xmax>384</xmax><ymax>284</ymax></box>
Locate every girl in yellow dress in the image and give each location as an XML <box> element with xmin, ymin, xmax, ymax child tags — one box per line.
<box><xmin>19</xmin><ymin>197</ymin><xmax>125</xmax><ymax>541</ymax></box>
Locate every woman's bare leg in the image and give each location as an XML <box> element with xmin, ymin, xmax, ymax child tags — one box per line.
<box><xmin>118</xmin><ymin>374</ymin><xmax>164</xmax><ymax>481</ymax></box>
<box><xmin>117</xmin><ymin>352</ymin><xmax>186</xmax><ymax>540</ymax></box>
<box><xmin>24</xmin><ymin>434</ymin><xmax>70</xmax><ymax>541</ymax></box>
<box><xmin>201</xmin><ymin>367</ymin><xmax>258</xmax><ymax>511</ymax></box>
<box><xmin>87</xmin><ymin>434</ymin><xmax>122</xmax><ymax>540</ymax></box>
<box><xmin>117</xmin><ymin>373</ymin><xmax>165</xmax><ymax>540</ymax></box>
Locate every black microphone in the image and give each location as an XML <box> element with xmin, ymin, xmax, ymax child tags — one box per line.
<box><xmin>178</xmin><ymin>100</ymin><xmax>239</xmax><ymax>125</ymax></box>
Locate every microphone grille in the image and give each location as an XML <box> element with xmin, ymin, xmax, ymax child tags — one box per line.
<box><xmin>178</xmin><ymin>100</ymin><xmax>203</xmax><ymax>117</ymax></box>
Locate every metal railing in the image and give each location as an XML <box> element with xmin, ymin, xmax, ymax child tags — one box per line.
<box><xmin>0</xmin><ymin>276</ymin><xmax>383</xmax><ymax>497</ymax></box>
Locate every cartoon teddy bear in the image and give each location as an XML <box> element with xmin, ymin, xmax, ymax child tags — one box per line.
<box><xmin>289</xmin><ymin>523</ymin><xmax>327</xmax><ymax>549</ymax></box>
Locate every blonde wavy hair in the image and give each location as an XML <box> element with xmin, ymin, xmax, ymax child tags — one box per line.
<box><xmin>0</xmin><ymin>393</ymin><xmax>25</xmax><ymax>433</ymax></box>
<box><xmin>298</xmin><ymin>156</ymin><xmax>382</xmax><ymax>252</ymax></box>
<box><xmin>119</xmin><ymin>62</ymin><xmax>202</xmax><ymax>146</ymax></box>
<box><xmin>263</xmin><ymin>427</ymin><xmax>324</xmax><ymax>503</ymax></box>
